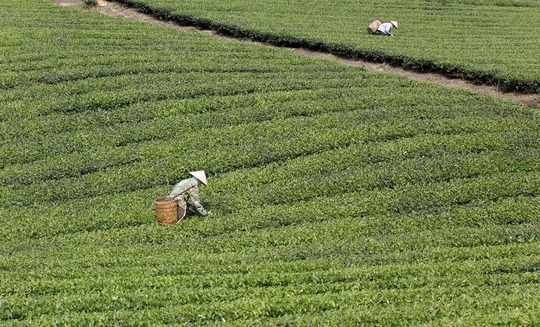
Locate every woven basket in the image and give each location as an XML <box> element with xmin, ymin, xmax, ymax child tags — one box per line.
<box><xmin>155</xmin><ymin>197</ymin><xmax>179</xmax><ymax>225</ymax></box>
<box><xmin>367</xmin><ymin>20</ymin><xmax>381</xmax><ymax>34</ymax></box>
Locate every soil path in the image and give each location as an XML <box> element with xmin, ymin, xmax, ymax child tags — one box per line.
<box><xmin>53</xmin><ymin>0</ymin><xmax>539</xmax><ymax>109</ymax></box>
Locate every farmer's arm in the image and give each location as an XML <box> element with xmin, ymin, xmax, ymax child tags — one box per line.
<box><xmin>187</xmin><ymin>187</ymin><xmax>208</xmax><ymax>216</ymax></box>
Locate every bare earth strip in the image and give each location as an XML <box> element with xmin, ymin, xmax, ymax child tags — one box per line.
<box><xmin>53</xmin><ymin>0</ymin><xmax>539</xmax><ymax>109</ymax></box>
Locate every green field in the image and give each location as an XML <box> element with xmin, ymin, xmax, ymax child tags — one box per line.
<box><xmin>1</xmin><ymin>0</ymin><xmax>540</xmax><ymax>325</ymax></box>
<box><xmin>115</xmin><ymin>0</ymin><xmax>540</xmax><ymax>93</ymax></box>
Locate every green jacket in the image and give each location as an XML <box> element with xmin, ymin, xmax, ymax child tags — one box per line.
<box><xmin>170</xmin><ymin>178</ymin><xmax>208</xmax><ymax>216</ymax></box>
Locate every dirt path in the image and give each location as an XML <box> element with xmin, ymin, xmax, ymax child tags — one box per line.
<box><xmin>53</xmin><ymin>0</ymin><xmax>539</xmax><ymax>109</ymax></box>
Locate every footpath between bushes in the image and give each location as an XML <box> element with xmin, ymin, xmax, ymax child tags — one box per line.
<box><xmin>53</xmin><ymin>0</ymin><xmax>539</xmax><ymax>109</ymax></box>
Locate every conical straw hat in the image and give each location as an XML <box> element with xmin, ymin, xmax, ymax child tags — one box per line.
<box><xmin>189</xmin><ymin>171</ymin><xmax>208</xmax><ymax>186</ymax></box>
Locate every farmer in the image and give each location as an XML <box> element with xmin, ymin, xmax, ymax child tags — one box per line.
<box><xmin>375</xmin><ymin>21</ymin><xmax>398</xmax><ymax>36</ymax></box>
<box><xmin>170</xmin><ymin>171</ymin><xmax>214</xmax><ymax>220</ymax></box>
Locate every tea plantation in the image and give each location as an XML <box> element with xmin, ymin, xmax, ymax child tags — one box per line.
<box><xmin>114</xmin><ymin>0</ymin><xmax>540</xmax><ymax>93</ymax></box>
<box><xmin>1</xmin><ymin>0</ymin><xmax>540</xmax><ymax>325</ymax></box>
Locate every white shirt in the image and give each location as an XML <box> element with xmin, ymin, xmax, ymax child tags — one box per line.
<box><xmin>377</xmin><ymin>23</ymin><xmax>394</xmax><ymax>35</ymax></box>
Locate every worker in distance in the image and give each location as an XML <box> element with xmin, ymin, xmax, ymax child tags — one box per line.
<box><xmin>170</xmin><ymin>171</ymin><xmax>214</xmax><ymax>220</ymax></box>
<box><xmin>375</xmin><ymin>21</ymin><xmax>398</xmax><ymax>36</ymax></box>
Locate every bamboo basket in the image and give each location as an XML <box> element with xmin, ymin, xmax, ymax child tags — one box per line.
<box><xmin>367</xmin><ymin>20</ymin><xmax>381</xmax><ymax>34</ymax></box>
<box><xmin>155</xmin><ymin>197</ymin><xmax>181</xmax><ymax>225</ymax></box>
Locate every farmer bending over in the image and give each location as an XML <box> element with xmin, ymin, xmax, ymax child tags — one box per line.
<box><xmin>376</xmin><ymin>21</ymin><xmax>398</xmax><ymax>36</ymax></box>
<box><xmin>170</xmin><ymin>171</ymin><xmax>214</xmax><ymax>220</ymax></box>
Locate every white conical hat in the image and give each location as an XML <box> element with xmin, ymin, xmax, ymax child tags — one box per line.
<box><xmin>189</xmin><ymin>171</ymin><xmax>207</xmax><ymax>186</ymax></box>
<box><xmin>391</xmin><ymin>21</ymin><xmax>398</xmax><ymax>28</ymax></box>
